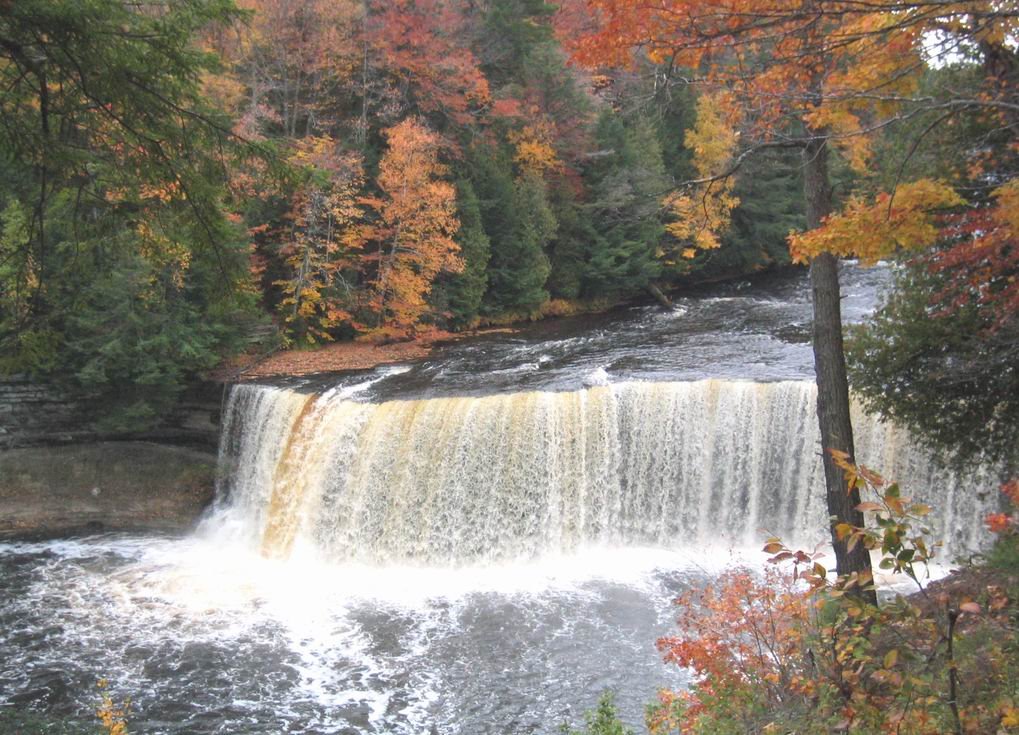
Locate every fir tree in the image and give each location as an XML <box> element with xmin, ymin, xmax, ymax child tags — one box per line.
<box><xmin>442</xmin><ymin>180</ymin><xmax>492</xmax><ymax>328</ymax></box>
<box><xmin>582</xmin><ymin>112</ymin><xmax>667</xmax><ymax>298</ymax></box>
<box><xmin>471</xmin><ymin>147</ymin><xmax>554</xmax><ymax>315</ymax></box>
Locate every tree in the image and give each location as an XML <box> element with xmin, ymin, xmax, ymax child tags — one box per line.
<box><xmin>231</xmin><ymin>0</ymin><xmax>362</xmax><ymax>140</ymax></box>
<box><xmin>847</xmin><ymin>255</ymin><xmax>1019</xmax><ymax>472</ymax></box>
<box><xmin>477</xmin><ymin>0</ymin><xmax>558</xmax><ymax>88</ymax></box>
<box><xmin>0</xmin><ymin>0</ymin><xmax>260</xmax><ymax>427</ymax></box>
<box><xmin>368</xmin><ymin>0</ymin><xmax>490</xmax><ymax>130</ymax></box>
<box><xmin>842</xmin><ymin>176</ymin><xmax>1019</xmax><ymax>473</ymax></box>
<box><xmin>0</xmin><ymin>0</ymin><xmax>247</xmax><ymax>324</ymax></box>
<box><xmin>841</xmin><ymin>58</ymin><xmax>1019</xmax><ymax>472</ymax></box>
<box><xmin>564</xmin><ymin>0</ymin><xmax>1018</xmax><ymax>590</ymax></box>
<box><xmin>481</xmin><ymin>168</ymin><xmax>556</xmax><ymax>314</ymax></box>
<box><xmin>505</xmin><ymin>171</ymin><xmax>557</xmax><ymax>311</ymax></box>
<box><xmin>546</xmin><ymin>179</ymin><xmax>597</xmax><ymax>299</ymax></box>
<box><xmin>274</xmin><ymin>137</ymin><xmax>364</xmax><ymax>344</ymax></box>
<box><xmin>469</xmin><ymin>145</ymin><xmax>555</xmax><ymax>314</ymax></box>
<box><xmin>361</xmin><ymin>117</ymin><xmax>461</xmax><ymax>334</ymax></box>
<box><xmin>716</xmin><ymin>149</ymin><xmax>803</xmax><ymax>277</ymax></box>
<box><xmin>581</xmin><ymin>110</ymin><xmax>667</xmax><ymax>297</ymax></box>
<box><xmin>65</xmin><ymin>254</ymin><xmax>231</xmax><ymax>431</ymax></box>
<box><xmin>440</xmin><ymin>180</ymin><xmax>491</xmax><ymax>328</ymax></box>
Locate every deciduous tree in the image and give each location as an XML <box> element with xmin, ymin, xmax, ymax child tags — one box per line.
<box><xmin>564</xmin><ymin>0</ymin><xmax>1018</xmax><ymax>590</ymax></box>
<box><xmin>233</xmin><ymin>0</ymin><xmax>362</xmax><ymax>139</ymax></box>
<box><xmin>361</xmin><ymin>118</ymin><xmax>461</xmax><ymax>334</ymax></box>
<box><xmin>274</xmin><ymin>137</ymin><xmax>364</xmax><ymax>344</ymax></box>
<box><xmin>368</xmin><ymin>0</ymin><xmax>490</xmax><ymax>129</ymax></box>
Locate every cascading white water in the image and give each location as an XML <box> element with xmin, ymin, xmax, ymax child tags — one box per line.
<box><xmin>206</xmin><ymin>380</ymin><xmax>994</xmax><ymax>565</ymax></box>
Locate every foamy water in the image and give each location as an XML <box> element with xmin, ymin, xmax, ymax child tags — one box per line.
<box><xmin>0</xmin><ymin>535</ymin><xmax>713</xmax><ymax>733</ymax></box>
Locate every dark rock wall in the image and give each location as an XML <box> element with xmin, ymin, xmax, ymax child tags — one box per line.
<box><xmin>0</xmin><ymin>375</ymin><xmax>93</xmax><ymax>449</ymax></box>
<box><xmin>0</xmin><ymin>375</ymin><xmax>225</xmax><ymax>451</ymax></box>
<box><xmin>0</xmin><ymin>377</ymin><xmax>226</xmax><ymax>537</ymax></box>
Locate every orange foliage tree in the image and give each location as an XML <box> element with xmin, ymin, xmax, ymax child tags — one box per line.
<box><xmin>360</xmin><ymin>118</ymin><xmax>461</xmax><ymax>335</ymax></box>
<box><xmin>275</xmin><ymin>137</ymin><xmax>364</xmax><ymax>344</ymax></box>
<box><xmin>564</xmin><ymin>0</ymin><xmax>1018</xmax><ymax>588</ymax></box>
<box><xmin>366</xmin><ymin>0</ymin><xmax>491</xmax><ymax>131</ymax></box>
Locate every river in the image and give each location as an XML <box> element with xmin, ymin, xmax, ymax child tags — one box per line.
<box><xmin>0</xmin><ymin>264</ymin><xmax>995</xmax><ymax>733</ymax></box>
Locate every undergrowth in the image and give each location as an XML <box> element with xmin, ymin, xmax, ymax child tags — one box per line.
<box><xmin>642</xmin><ymin>467</ymin><xmax>1019</xmax><ymax>734</ymax></box>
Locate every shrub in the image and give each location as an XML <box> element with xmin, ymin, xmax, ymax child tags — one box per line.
<box><xmin>561</xmin><ymin>692</ymin><xmax>635</xmax><ymax>735</ymax></box>
<box><xmin>648</xmin><ymin>457</ymin><xmax>1019</xmax><ymax>734</ymax></box>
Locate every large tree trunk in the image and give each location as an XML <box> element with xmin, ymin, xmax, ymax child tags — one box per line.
<box><xmin>803</xmin><ymin>134</ymin><xmax>876</xmax><ymax>602</ymax></box>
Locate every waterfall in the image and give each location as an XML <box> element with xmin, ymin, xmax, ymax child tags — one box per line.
<box><xmin>206</xmin><ymin>380</ymin><xmax>994</xmax><ymax>565</ymax></box>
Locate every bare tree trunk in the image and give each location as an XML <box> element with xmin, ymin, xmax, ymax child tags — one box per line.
<box><xmin>803</xmin><ymin>133</ymin><xmax>876</xmax><ymax>603</ymax></box>
<box><xmin>645</xmin><ymin>282</ymin><xmax>672</xmax><ymax>309</ymax></box>
<box><xmin>358</xmin><ymin>0</ymin><xmax>370</xmax><ymax>147</ymax></box>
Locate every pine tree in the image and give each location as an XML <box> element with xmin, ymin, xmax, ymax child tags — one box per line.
<box><xmin>470</xmin><ymin>147</ymin><xmax>554</xmax><ymax>314</ymax></box>
<box><xmin>442</xmin><ymin>180</ymin><xmax>492</xmax><ymax>328</ymax></box>
<box><xmin>582</xmin><ymin>112</ymin><xmax>667</xmax><ymax>297</ymax></box>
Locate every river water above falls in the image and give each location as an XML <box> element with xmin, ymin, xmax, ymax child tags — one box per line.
<box><xmin>0</xmin><ymin>265</ymin><xmax>998</xmax><ymax>734</ymax></box>
<box><xmin>277</xmin><ymin>264</ymin><xmax>891</xmax><ymax>400</ymax></box>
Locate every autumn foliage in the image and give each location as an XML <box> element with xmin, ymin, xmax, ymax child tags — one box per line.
<box><xmin>368</xmin><ymin>0</ymin><xmax>490</xmax><ymax>127</ymax></box>
<box><xmin>563</xmin><ymin>0</ymin><xmax>1017</xmax><ymax>275</ymax></box>
<box><xmin>986</xmin><ymin>481</ymin><xmax>1019</xmax><ymax>541</ymax></box>
<box><xmin>649</xmin><ymin>460</ymin><xmax>1019</xmax><ymax>735</ymax></box>
<box><xmin>932</xmin><ymin>180</ymin><xmax>1019</xmax><ymax>332</ymax></box>
<box><xmin>274</xmin><ymin>137</ymin><xmax>365</xmax><ymax>344</ymax></box>
<box><xmin>360</xmin><ymin>118</ymin><xmax>462</xmax><ymax>335</ymax></box>
<box><xmin>663</xmin><ymin>93</ymin><xmax>739</xmax><ymax>259</ymax></box>
<box><xmin>788</xmin><ymin>180</ymin><xmax>963</xmax><ymax>265</ymax></box>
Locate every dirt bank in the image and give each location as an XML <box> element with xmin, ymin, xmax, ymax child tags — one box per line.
<box><xmin>0</xmin><ymin>442</ymin><xmax>216</xmax><ymax>539</ymax></box>
<box><xmin>217</xmin><ymin>327</ymin><xmax>518</xmax><ymax>380</ymax></box>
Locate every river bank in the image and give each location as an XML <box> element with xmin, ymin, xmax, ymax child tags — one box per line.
<box><xmin>0</xmin><ymin>442</ymin><xmax>216</xmax><ymax>540</ymax></box>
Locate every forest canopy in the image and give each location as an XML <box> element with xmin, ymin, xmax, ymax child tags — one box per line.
<box><xmin>1</xmin><ymin>0</ymin><xmax>1015</xmax><ymax>442</ymax></box>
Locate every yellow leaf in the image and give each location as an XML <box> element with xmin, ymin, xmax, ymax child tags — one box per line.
<box><xmin>789</xmin><ymin>179</ymin><xmax>962</xmax><ymax>264</ymax></box>
<box><xmin>884</xmin><ymin>649</ymin><xmax>898</xmax><ymax>668</ymax></box>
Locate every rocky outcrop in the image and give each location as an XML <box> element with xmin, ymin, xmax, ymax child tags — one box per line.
<box><xmin>0</xmin><ymin>442</ymin><xmax>216</xmax><ymax>539</ymax></box>
<box><xmin>0</xmin><ymin>375</ymin><xmax>223</xmax><ymax>451</ymax></box>
<box><xmin>0</xmin><ymin>375</ymin><xmax>93</xmax><ymax>449</ymax></box>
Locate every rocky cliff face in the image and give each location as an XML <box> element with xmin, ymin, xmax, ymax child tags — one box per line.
<box><xmin>0</xmin><ymin>442</ymin><xmax>216</xmax><ymax>539</ymax></box>
<box><xmin>0</xmin><ymin>376</ymin><xmax>92</xmax><ymax>449</ymax></box>
<box><xmin>0</xmin><ymin>375</ymin><xmax>223</xmax><ymax>451</ymax></box>
<box><xmin>0</xmin><ymin>376</ymin><xmax>225</xmax><ymax>538</ymax></box>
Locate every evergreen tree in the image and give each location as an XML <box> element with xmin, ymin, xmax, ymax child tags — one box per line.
<box><xmin>847</xmin><ymin>258</ymin><xmax>1019</xmax><ymax>471</ymax></box>
<box><xmin>479</xmin><ymin>0</ymin><xmax>557</xmax><ymax>86</ymax></box>
<box><xmin>581</xmin><ymin>112</ymin><xmax>667</xmax><ymax>297</ymax></box>
<box><xmin>441</xmin><ymin>180</ymin><xmax>492</xmax><ymax>328</ymax></box>
<box><xmin>653</xmin><ymin>84</ymin><xmax>698</xmax><ymax>185</ymax></box>
<box><xmin>65</xmin><ymin>254</ymin><xmax>240</xmax><ymax>432</ymax></box>
<box><xmin>690</xmin><ymin>148</ymin><xmax>803</xmax><ymax>280</ymax></box>
<box><xmin>0</xmin><ymin>0</ymin><xmax>259</xmax><ymax>427</ymax></box>
<box><xmin>501</xmin><ymin>172</ymin><xmax>555</xmax><ymax>312</ymax></box>
<box><xmin>546</xmin><ymin>181</ymin><xmax>596</xmax><ymax>300</ymax></box>
<box><xmin>470</xmin><ymin>147</ymin><xmax>554</xmax><ymax>315</ymax></box>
